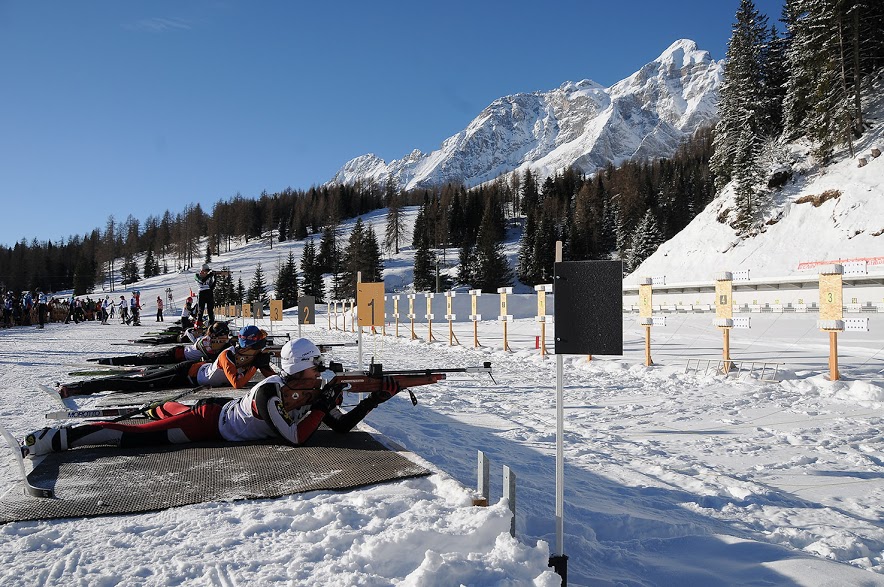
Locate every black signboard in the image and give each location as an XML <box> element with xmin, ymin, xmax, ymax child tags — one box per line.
<box><xmin>299</xmin><ymin>295</ymin><xmax>316</xmax><ymax>325</ymax></box>
<box><xmin>553</xmin><ymin>261</ymin><xmax>623</xmax><ymax>355</ymax></box>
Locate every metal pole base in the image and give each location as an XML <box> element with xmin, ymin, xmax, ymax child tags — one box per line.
<box><xmin>548</xmin><ymin>554</ymin><xmax>568</xmax><ymax>586</ymax></box>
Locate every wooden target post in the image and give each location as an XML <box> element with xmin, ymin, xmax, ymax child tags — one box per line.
<box><xmin>712</xmin><ymin>272</ymin><xmax>734</xmax><ymax>372</ymax></box>
<box><xmin>469</xmin><ymin>289</ymin><xmax>482</xmax><ymax>347</ymax></box>
<box><xmin>407</xmin><ymin>294</ymin><xmax>417</xmax><ymax>340</ymax></box>
<box><xmin>498</xmin><ymin>287</ymin><xmax>513</xmax><ymax>352</ymax></box>
<box><xmin>817</xmin><ymin>264</ymin><xmax>844</xmax><ymax>381</ymax></box>
<box><xmin>357</xmin><ymin>281</ymin><xmax>385</xmax><ymax>370</ymax></box>
<box><xmin>639</xmin><ymin>277</ymin><xmax>654</xmax><ymax>366</ymax></box>
<box><xmin>535</xmin><ymin>284</ymin><xmax>553</xmax><ymax>358</ymax></box>
<box><xmin>392</xmin><ymin>295</ymin><xmax>400</xmax><ymax>338</ymax></box>
<box><xmin>269</xmin><ymin>299</ymin><xmax>283</xmax><ymax>337</ymax></box>
<box><xmin>348</xmin><ymin>298</ymin><xmax>356</xmax><ymax>333</ymax></box>
<box><xmin>425</xmin><ymin>293</ymin><xmax>437</xmax><ymax>342</ymax></box>
<box><xmin>637</xmin><ymin>275</ymin><xmax>666</xmax><ymax>366</ymax></box>
<box><xmin>445</xmin><ymin>290</ymin><xmax>460</xmax><ymax>346</ymax></box>
<box><xmin>711</xmin><ymin>272</ymin><xmax>752</xmax><ymax>373</ymax></box>
<box><xmin>242</xmin><ymin>302</ymin><xmax>252</xmax><ymax>320</ymax></box>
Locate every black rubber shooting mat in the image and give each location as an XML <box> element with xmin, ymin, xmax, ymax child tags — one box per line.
<box><xmin>0</xmin><ymin>430</ymin><xmax>430</xmax><ymax>523</ymax></box>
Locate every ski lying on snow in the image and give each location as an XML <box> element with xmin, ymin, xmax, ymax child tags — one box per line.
<box><xmin>38</xmin><ymin>384</ymin><xmax>69</xmax><ymax>409</ymax></box>
<box><xmin>0</xmin><ymin>422</ymin><xmax>54</xmax><ymax>498</ymax></box>
<box><xmin>45</xmin><ymin>407</ymin><xmax>141</xmax><ymax>420</ymax></box>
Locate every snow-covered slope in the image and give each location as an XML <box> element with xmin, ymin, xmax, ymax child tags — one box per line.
<box><xmin>628</xmin><ymin>92</ymin><xmax>884</xmax><ymax>284</ymax></box>
<box><xmin>328</xmin><ymin>39</ymin><xmax>721</xmax><ymax>190</ymax></box>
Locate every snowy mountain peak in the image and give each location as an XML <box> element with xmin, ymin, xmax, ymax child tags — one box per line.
<box><xmin>655</xmin><ymin>38</ymin><xmax>711</xmax><ymax>69</ymax></box>
<box><xmin>328</xmin><ymin>39</ymin><xmax>722</xmax><ymax>191</ymax></box>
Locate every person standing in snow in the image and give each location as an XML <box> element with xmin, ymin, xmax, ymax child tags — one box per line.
<box><xmin>156</xmin><ymin>296</ymin><xmax>164</xmax><ymax>322</ymax></box>
<box><xmin>130</xmin><ymin>291</ymin><xmax>142</xmax><ymax>326</ymax></box>
<box><xmin>118</xmin><ymin>295</ymin><xmax>129</xmax><ymax>324</ymax></box>
<box><xmin>23</xmin><ymin>337</ymin><xmax>401</xmax><ymax>456</ymax></box>
<box><xmin>194</xmin><ymin>264</ymin><xmax>216</xmax><ymax>326</ymax></box>
<box><xmin>36</xmin><ymin>291</ymin><xmax>49</xmax><ymax>328</ymax></box>
<box><xmin>101</xmin><ymin>296</ymin><xmax>110</xmax><ymax>325</ymax></box>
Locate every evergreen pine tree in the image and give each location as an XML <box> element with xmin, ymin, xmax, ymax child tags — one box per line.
<box><xmin>341</xmin><ymin>218</ymin><xmax>366</xmax><ymax>298</ymax></box>
<box><xmin>625</xmin><ymin>209</ymin><xmax>664</xmax><ymax>273</ymax></box>
<box><xmin>247</xmin><ymin>263</ymin><xmax>267</xmax><ymax>308</ymax></box>
<box><xmin>412</xmin><ymin>238</ymin><xmax>436</xmax><ymax>292</ymax></box>
<box><xmin>275</xmin><ymin>251</ymin><xmax>299</xmax><ymax>308</ymax></box>
<box><xmin>363</xmin><ymin>226</ymin><xmax>384</xmax><ymax>283</ymax></box>
<box><xmin>236</xmin><ymin>278</ymin><xmax>245</xmax><ymax>305</ymax></box>
<box><xmin>300</xmin><ymin>238</ymin><xmax>325</xmax><ymax>302</ymax></box>
<box><xmin>473</xmin><ymin>205</ymin><xmax>512</xmax><ymax>292</ymax></box>
<box><xmin>532</xmin><ymin>208</ymin><xmax>558</xmax><ymax>283</ymax></box>
<box><xmin>516</xmin><ymin>212</ymin><xmax>537</xmax><ymax>283</ymax></box>
<box><xmin>710</xmin><ymin>0</ymin><xmax>770</xmax><ymax>191</ymax></box>
<box><xmin>143</xmin><ymin>250</ymin><xmax>157</xmax><ymax>278</ymax></box>
<box><xmin>732</xmin><ymin>128</ymin><xmax>761</xmax><ymax>233</ymax></box>
<box><xmin>384</xmin><ymin>189</ymin><xmax>406</xmax><ymax>255</ymax></box>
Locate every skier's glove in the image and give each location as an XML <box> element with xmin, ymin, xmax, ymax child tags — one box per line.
<box><xmin>370</xmin><ymin>376</ymin><xmax>401</xmax><ymax>404</ymax></box>
<box><xmin>251</xmin><ymin>352</ymin><xmax>271</xmax><ymax>369</ymax></box>
<box><xmin>311</xmin><ymin>384</ymin><xmax>344</xmax><ymax>413</ymax></box>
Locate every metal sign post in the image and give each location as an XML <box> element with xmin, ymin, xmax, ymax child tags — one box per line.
<box><xmin>552</xmin><ymin>243</ymin><xmax>623</xmax><ymax>583</ymax></box>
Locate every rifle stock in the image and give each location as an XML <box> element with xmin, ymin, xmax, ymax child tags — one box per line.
<box><xmin>331</xmin><ymin>372</ymin><xmax>446</xmax><ymax>394</ymax></box>
<box><xmin>281</xmin><ymin>362</ymin><xmax>493</xmax><ymax>402</ymax></box>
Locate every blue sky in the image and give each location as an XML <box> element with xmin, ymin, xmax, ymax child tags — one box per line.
<box><xmin>0</xmin><ymin>0</ymin><xmax>783</xmax><ymax>246</ymax></box>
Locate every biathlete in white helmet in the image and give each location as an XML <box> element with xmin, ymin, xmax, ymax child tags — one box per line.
<box><xmin>22</xmin><ymin>337</ymin><xmax>402</xmax><ymax>457</ymax></box>
<box><xmin>57</xmin><ymin>325</ymin><xmax>276</xmax><ymax>398</ymax></box>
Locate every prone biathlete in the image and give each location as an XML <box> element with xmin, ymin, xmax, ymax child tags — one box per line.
<box><xmin>93</xmin><ymin>322</ymin><xmax>234</xmax><ymax>366</ymax></box>
<box><xmin>23</xmin><ymin>338</ymin><xmax>401</xmax><ymax>456</ymax></box>
<box><xmin>58</xmin><ymin>325</ymin><xmax>275</xmax><ymax>398</ymax></box>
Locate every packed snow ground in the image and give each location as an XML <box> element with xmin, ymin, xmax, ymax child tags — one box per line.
<box><xmin>1</xmin><ymin>308</ymin><xmax>883</xmax><ymax>586</ymax></box>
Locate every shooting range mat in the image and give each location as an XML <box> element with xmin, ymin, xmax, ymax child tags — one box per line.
<box><xmin>1</xmin><ymin>429</ymin><xmax>430</xmax><ymax>523</ymax></box>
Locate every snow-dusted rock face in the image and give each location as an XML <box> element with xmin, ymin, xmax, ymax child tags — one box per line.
<box><xmin>328</xmin><ymin>39</ymin><xmax>721</xmax><ymax>189</ymax></box>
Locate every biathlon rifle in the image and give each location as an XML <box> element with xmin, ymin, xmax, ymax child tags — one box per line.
<box><xmin>284</xmin><ymin>361</ymin><xmax>494</xmax><ymax>406</ymax></box>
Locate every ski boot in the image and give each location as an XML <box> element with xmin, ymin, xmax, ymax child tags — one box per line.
<box><xmin>22</xmin><ymin>426</ymin><xmax>70</xmax><ymax>457</ymax></box>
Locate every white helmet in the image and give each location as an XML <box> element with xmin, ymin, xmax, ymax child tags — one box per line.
<box><xmin>280</xmin><ymin>338</ymin><xmax>321</xmax><ymax>375</ymax></box>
